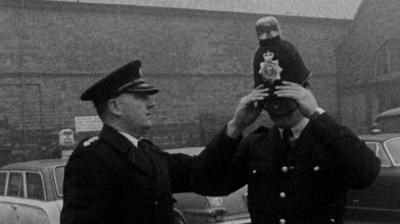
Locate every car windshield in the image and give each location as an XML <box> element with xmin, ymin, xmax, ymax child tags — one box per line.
<box><xmin>53</xmin><ymin>166</ymin><xmax>65</xmax><ymax>197</ymax></box>
<box><xmin>366</xmin><ymin>142</ymin><xmax>391</xmax><ymax>166</ymax></box>
<box><xmin>385</xmin><ymin>138</ymin><xmax>400</xmax><ymax>166</ymax></box>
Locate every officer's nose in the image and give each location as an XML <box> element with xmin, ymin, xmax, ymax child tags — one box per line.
<box><xmin>147</xmin><ymin>97</ymin><xmax>156</xmax><ymax>109</ymax></box>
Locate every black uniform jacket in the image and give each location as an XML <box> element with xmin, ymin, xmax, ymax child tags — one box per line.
<box><xmin>193</xmin><ymin>113</ymin><xmax>381</xmax><ymax>224</ymax></box>
<box><xmin>61</xmin><ymin>125</ymin><xmax>200</xmax><ymax>224</ymax></box>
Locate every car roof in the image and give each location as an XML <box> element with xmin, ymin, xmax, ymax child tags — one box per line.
<box><xmin>375</xmin><ymin>107</ymin><xmax>400</xmax><ymax>121</ymax></box>
<box><xmin>0</xmin><ymin>159</ymin><xmax>67</xmax><ymax>171</ymax></box>
<box><xmin>359</xmin><ymin>133</ymin><xmax>400</xmax><ymax>142</ymax></box>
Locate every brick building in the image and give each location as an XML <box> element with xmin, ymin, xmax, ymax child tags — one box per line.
<box><xmin>336</xmin><ymin>0</ymin><xmax>400</xmax><ymax>133</ymax></box>
<box><xmin>0</xmin><ymin>0</ymin><xmax>357</xmax><ymax>152</ymax></box>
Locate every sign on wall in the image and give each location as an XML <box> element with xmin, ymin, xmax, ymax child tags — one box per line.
<box><xmin>74</xmin><ymin>116</ymin><xmax>103</xmax><ymax>132</ymax></box>
<box><xmin>59</xmin><ymin>128</ymin><xmax>75</xmax><ymax>146</ymax></box>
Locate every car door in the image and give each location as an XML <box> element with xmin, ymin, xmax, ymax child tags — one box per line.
<box><xmin>0</xmin><ymin>171</ymin><xmax>24</xmax><ymax>224</ymax></box>
<box><xmin>346</xmin><ymin>141</ymin><xmax>400</xmax><ymax>221</ymax></box>
<box><xmin>0</xmin><ymin>171</ymin><xmax>18</xmax><ymax>224</ymax></box>
<box><xmin>16</xmin><ymin>172</ymin><xmax>51</xmax><ymax>224</ymax></box>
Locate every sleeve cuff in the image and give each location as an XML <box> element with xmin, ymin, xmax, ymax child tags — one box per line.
<box><xmin>310</xmin><ymin>107</ymin><xmax>325</xmax><ymax>119</ymax></box>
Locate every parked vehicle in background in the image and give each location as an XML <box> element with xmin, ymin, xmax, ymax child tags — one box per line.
<box><xmin>0</xmin><ymin>146</ymin><xmax>250</xmax><ymax>224</ymax></box>
<box><xmin>345</xmin><ymin>133</ymin><xmax>400</xmax><ymax>223</ymax></box>
<box><xmin>372</xmin><ymin>107</ymin><xmax>400</xmax><ymax>133</ymax></box>
<box><xmin>168</xmin><ymin>147</ymin><xmax>251</xmax><ymax>224</ymax></box>
<box><xmin>0</xmin><ymin>159</ymin><xmax>66</xmax><ymax>224</ymax></box>
<box><xmin>0</xmin><ymin>159</ymin><xmax>185</xmax><ymax>224</ymax></box>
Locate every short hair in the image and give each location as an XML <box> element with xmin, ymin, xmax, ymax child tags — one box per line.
<box><xmin>255</xmin><ymin>16</ymin><xmax>281</xmax><ymax>36</ymax></box>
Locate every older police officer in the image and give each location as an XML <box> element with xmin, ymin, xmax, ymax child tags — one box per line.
<box><xmin>61</xmin><ymin>60</ymin><xmax>206</xmax><ymax>224</ymax></box>
<box><xmin>193</xmin><ymin>76</ymin><xmax>381</xmax><ymax>223</ymax></box>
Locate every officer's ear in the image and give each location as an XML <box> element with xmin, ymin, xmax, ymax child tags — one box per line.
<box><xmin>301</xmin><ymin>81</ymin><xmax>311</xmax><ymax>89</ymax></box>
<box><xmin>107</xmin><ymin>98</ymin><xmax>123</xmax><ymax>116</ymax></box>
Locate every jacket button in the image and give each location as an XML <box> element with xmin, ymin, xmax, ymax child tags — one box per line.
<box><xmin>279</xmin><ymin>218</ymin><xmax>286</xmax><ymax>224</ymax></box>
<box><xmin>154</xmin><ymin>200</ymin><xmax>158</xmax><ymax>206</ymax></box>
<box><xmin>279</xmin><ymin>192</ymin><xmax>286</xmax><ymax>198</ymax></box>
<box><xmin>314</xmin><ymin>166</ymin><xmax>320</xmax><ymax>171</ymax></box>
<box><xmin>329</xmin><ymin>218</ymin><xmax>335</xmax><ymax>223</ymax></box>
<box><xmin>281</xmin><ymin>166</ymin><xmax>288</xmax><ymax>173</ymax></box>
<box><xmin>252</xmin><ymin>169</ymin><xmax>257</xmax><ymax>174</ymax></box>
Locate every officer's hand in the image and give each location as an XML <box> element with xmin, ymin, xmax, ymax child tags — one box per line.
<box><xmin>227</xmin><ymin>85</ymin><xmax>269</xmax><ymax>138</ymax></box>
<box><xmin>275</xmin><ymin>81</ymin><xmax>319</xmax><ymax>118</ymax></box>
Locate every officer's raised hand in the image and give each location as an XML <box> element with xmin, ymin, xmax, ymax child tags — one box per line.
<box><xmin>274</xmin><ymin>81</ymin><xmax>319</xmax><ymax>117</ymax></box>
<box><xmin>227</xmin><ymin>85</ymin><xmax>269</xmax><ymax>138</ymax></box>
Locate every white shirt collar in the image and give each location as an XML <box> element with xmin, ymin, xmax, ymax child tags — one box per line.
<box><xmin>279</xmin><ymin>117</ymin><xmax>310</xmax><ymax>139</ymax></box>
<box><xmin>119</xmin><ymin>131</ymin><xmax>139</xmax><ymax>148</ymax></box>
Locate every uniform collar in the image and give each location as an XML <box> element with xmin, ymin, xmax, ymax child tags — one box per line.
<box><xmin>279</xmin><ymin>117</ymin><xmax>310</xmax><ymax>139</ymax></box>
<box><xmin>99</xmin><ymin>125</ymin><xmax>133</xmax><ymax>155</ymax></box>
<box><xmin>119</xmin><ymin>131</ymin><xmax>139</xmax><ymax>148</ymax></box>
<box><xmin>259</xmin><ymin>35</ymin><xmax>281</xmax><ymax>47</ymax></box>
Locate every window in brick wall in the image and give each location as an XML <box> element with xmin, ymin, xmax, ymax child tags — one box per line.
<box><xmin>375</xmin><ymin>39</ymin><xmax>400</xmax><ymax>75</ymax></box>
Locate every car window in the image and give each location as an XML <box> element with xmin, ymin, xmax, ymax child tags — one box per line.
<box><xmin>26</xmin><ymin>172</ymin><xmax>45</xmax><ymax>200</ymax></box>
<box><xmin>385</xmin><ymin>138</ymin><xmax>400</xmax><ymax>165</ymax></box>
<box><xmin>7</xmin><ymin>172</ymin><xmax>24</xmax><ymax>197</ymax></box>
<box><xmin>54</xmin><ymin>166</ymin><xmax>64</xmax><ymax>196</ymax></box>
<box><xmin>366</xmin><ymin>142</ymin><xmax>391</xmax><ymax>166</ymax></box>
<box><xmin>0</xmin><ymin>172</ymin><xmax>6</xmax><ymax>195</ymax></box>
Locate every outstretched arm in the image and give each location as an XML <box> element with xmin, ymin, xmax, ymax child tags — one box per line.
<box><xmin>190</xmin><ymin>87</ymin><xmax>269</xmax><ymax>195</ymax></box>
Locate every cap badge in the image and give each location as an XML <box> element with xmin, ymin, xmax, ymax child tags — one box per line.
<box><xmin>259</xmin><ymin>51</ymin><xmax>282</xmax><ymax>83</ymax></box>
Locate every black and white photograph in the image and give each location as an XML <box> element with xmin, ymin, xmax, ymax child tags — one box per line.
<box><xmin>0</xmin><ymin>0</ymin><xmax>399</xmax><ymax>224</ymax></box>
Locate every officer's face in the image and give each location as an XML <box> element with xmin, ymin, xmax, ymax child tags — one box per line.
<box><xmin>269</xmin><ymin>109</ymin><xmax>304</xmax><ymax>129</ymax></box>
<box><xmin>116</xmin><ymin>93</ymin><xmax>155</xmax><ymax>134</ymax></box>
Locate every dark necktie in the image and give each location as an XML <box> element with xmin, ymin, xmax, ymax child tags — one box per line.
<box><xmin>282</xmin><ymin>128</ymin><xmax>294</xmax><ymax>149</ymax></box>
<box><xmin>136</xmin><ymin>138</ymin><xmax>156</xmax><ymax>176</ymax></box>
<box><xmin>278</xmin><ymin>128</ymin><xmax>294</xmax><ymax>166</ymax></box>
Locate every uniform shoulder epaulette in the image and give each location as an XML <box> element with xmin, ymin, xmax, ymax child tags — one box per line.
<box><xmin>83</xmin><ymin>136</ymin><xmax>99</xmax><ymax>147</ymax></box>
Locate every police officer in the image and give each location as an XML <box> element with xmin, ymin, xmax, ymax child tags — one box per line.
<box><xmin>193</xmin><ymin>74</ymin><xmax>381</xmax><ymax>223</ymax></box>
<box><xmin>61</xmin><ymin>60</ymin><xmax>207</xmax><ymax>224</ymax></box>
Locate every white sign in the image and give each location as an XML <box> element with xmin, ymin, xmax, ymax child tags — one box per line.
<box><xmin>75</xmin><ymin>116</ymin><xmax>103</xmax><ymax>132</ymax></box>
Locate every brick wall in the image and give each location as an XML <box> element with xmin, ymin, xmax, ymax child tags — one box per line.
<box><xmin>0</xmin><ymin>72</ymin><xmax>336</xmax><ymax>149</ymax></box>
<box><xmin>0</xmin><ymin>0</ymin><xmax>343</xmax><ymax>149</ymax></box>
<box><xmin>337</xmin><ymin>0</ymin><xmax>400</xmax><ymax>82</ymax></box>
<box><xmin>336</xmin><ymin>0</ymin><xmax>400</xmax><ymax>133</ymax></box>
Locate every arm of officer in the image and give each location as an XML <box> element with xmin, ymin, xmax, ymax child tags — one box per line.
<box><xmin>309</xmin><ymin>112</ymin><xmax>381</xmax><ymax>189</ymax></box>
<box><xmin>187</xmin><ymin>87</ymin><xmax>269</xmax><ymax>196</ymax></box>
<box><xmin>275</xmin><ymin>81</ymin><xmax>381</xmax><ymax>189</ymax></box>
<box><xmin>61</xmin><ymin>149</ymin><xmax>112</xmax><ymax>224</ymax></box>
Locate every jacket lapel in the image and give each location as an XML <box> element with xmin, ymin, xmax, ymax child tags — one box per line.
<box><xmin>100</xmin><ymin>125</ymin><xmax>155</xmax><ymax>177</ymax></box>
<box><xmin>132</xmin><ymin>144</ymin><xmax>155</xmax><ymax>177</ymax></box>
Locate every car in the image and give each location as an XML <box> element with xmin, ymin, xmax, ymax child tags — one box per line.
<box><xmin>0</xmin><ymin>147</ymin><xmax>250</xmax><ymax>224</ymax></box>
<box><xmin>168</xmin><ymin>147</ymin><xmax>250</xmax><ymax>224</ymax></box>
<box><xmin>0</xmin><ymin>158</ymin><xmax>186</xmax><ymax>224</ymax></box>
<box><xmin>345</xmin><ymin>133</ymin><xmax>400</xmax><ymax>223</ymax></box>
<box><xmin>0</xmin><ymin>159</ymin><xmax>66</xmax><ymax>224</ymax></box>
<box><xmin>373</xmin><ymin>107</ymin><xmax>400</xmax><ymax>133</ymax></box>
